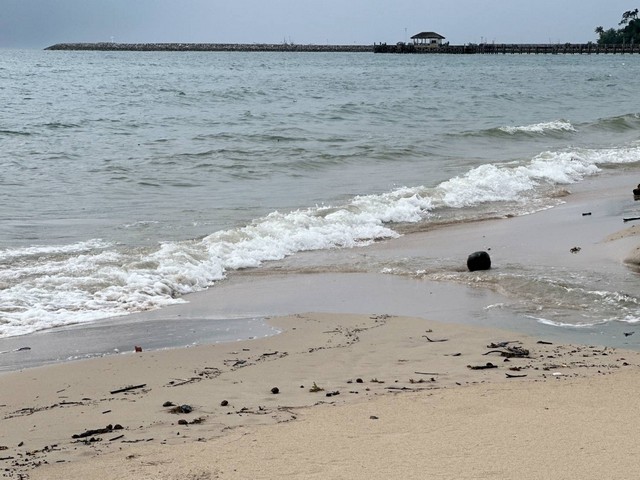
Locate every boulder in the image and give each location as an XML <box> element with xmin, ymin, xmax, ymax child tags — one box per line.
<box><xmin>467</xmin><ymin>251</ymin><xmax>491</xmax><ymax>271</ymax></box>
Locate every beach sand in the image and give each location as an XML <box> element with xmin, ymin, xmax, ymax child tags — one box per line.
<box><xmin>2</xmin><ymin>171</ymin><xmax>640</xmax><ymax>479</ymax></box>
<box><xmin>2</xmin><ymin>312</ymin><xmax>639</xmax><ymax>479</ymax></box>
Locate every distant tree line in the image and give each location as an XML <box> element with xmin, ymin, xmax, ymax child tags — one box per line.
<box><xmin>595</xmin><ymin>8</ymin><xmax>639</xmax><ymax>44</ymax></box>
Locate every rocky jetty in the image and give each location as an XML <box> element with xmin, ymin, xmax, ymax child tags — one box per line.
<box><xmin>45</xmin><ymin>43</ymin><xmax>373</xmax><ymax>53</ymax></box>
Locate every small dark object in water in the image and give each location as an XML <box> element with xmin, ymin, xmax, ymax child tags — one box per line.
<box><xmin>220</xmin><ymin>400</ymin><xmax>229</xmax><ymax>406</ymax></box>
<box><xmin>624</xmin><ymin>332</ymin><xmax>635</xmax><ymax>337</ymax></box>
<box><xmin>271</xmin><ymin>387</ymin><xmax>280</xmax><ymax>394</ymax></box>
<box><xmin>0</xmin><ymin>346</ymin><xmax>32</xmax><ymax>354</ymax></box>
<box><xmin>570</xmin><ymin>246</ymin><xmax>581</xmax><ymax>253</ymax></box>
<box><xmin>467</xmin><ymin>251</ymin><xmax>491</xmax><ymax>271</ymax></box>
<box><xmin>582</xmin><ymin>212</ymin><xmax>592</xmax><ymax>216</ymax></box>
<box><xmin>633</xmin><ymin>184</ymin><xmax>640</xmax><ymax>196</ymax></box>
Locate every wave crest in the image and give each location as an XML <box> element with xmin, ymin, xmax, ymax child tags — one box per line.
<box><xmin>499</xmin><ymin>120</ymin><xmax>576</xmax><ymax>135</ymax></box>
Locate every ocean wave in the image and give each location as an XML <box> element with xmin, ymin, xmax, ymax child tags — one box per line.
<box><xmin>0</xmin><ymin>129</ymin><xmax>31</xmax><ymax>136</ymax></box>
<box><xmin>585</xmin><ymin>113</ymin><xmax>640</xmax><ymax>132</ymax></box>
<box><xmin>499</xmin><ymin>120</ymin><xmax>576</xmax><ymax>135</ymax></box>
<box><xmin>426</xmin><ymin>145</ymin><xmax>639</xmax><ymax>209</ymax></box>
<box><xmin>2</xmin><ymin>144</ymin><xmax>639</xmax><ymax>337</ymax></box>
<box><xmin>455</xmin><ymin>120</ymin><xmax>577</xmax><ymax>139</ymax></box>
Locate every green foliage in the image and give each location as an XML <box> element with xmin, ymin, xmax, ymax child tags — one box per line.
<box><xmin>595</xmin><ymin>8</ymin><xmax>640</xmax><ymax>44</ymax></box>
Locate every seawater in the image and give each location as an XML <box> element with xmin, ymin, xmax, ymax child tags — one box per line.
<box><xmin>1</xmin><ymin>49</ymin><xmax>640</xmax><ymax>337</ymax></box>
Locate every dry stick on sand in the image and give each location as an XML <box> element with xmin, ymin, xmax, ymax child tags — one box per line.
<box><xmin>109</xmin><ymin>384</ymin><xmax>146</xmax><ymax>395</ymax></box>
<box><xmin>423</xmin><ymin>335</ymin><xmax>448</xmax><ymax>343</ymax></box>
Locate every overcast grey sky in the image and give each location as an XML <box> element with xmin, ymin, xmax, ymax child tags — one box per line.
<box><xmin>1</xmin><ymin>0</ymin><xmax>638</xmax><ymax>49</ymax></box>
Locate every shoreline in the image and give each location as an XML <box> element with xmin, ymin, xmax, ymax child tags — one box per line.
<box><xmin>2</xmin><ymin>312</ymin><xmax>640</xmax><ymax>479</ymax></box>
<box><xmin>2</xmin><ymin>169</ymin><xmax>640</xmax><ymax>372</ymax></box>
<box><xmin>2</xmin><ymin>169</ymin><xmax>640</xmax><ymax>478</ymax></box>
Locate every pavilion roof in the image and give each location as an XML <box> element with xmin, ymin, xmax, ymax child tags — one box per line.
<box><xmin>411</xmin><ymin>32</ymin><xmax>445</xmax><ymax>40</ymax></box>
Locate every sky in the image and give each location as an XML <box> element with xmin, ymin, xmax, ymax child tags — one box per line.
<box><xmin>1</xmin><ymin>0</ymin><xmax>638</xmax><ymax>49</ymax></box>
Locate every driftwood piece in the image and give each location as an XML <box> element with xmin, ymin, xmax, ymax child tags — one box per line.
<box><xmin>623</xmin><ymin>216</ymin><xmax>640</xmax><ymax>223</ymax></box>
<box><xmin>505</xmin><ymin>373</ymin><xmax>528</xmax><ymax>378</ymax></box>
<box><xmin>467</xmin><ymin>362</ymin><xmax>498</xmax><ymax>370</ymax></box>
<box><xmin>72</xmin><ymin>424</ymin><xmax>123</xmax><ymax>439</ymax></box>
<box><xmin>385</xmin><ymin>386</ymin><xmax>426</xmax><ymax>392</ymax></box>
<box><xmin>423</xmin><ymin>335</ymin><xmax>448</xmax><ymax>343</ymax></box>
<box><xmin>483</xmin><ymin>346</ymin><xmax>530</xmax><ymax>358</ymax></box>
<box><xmin>110</xmin><ymin>384</ymin><xmax>146</xmax><ymax>395</ymax></box>
<box><xmin>414</xmin><ymin>371</ymin><xmax>441</xmax><ymax>376</ymax></box>
<box><xmin>487</xmin><ymin>341</ymin><xmax>519</xmax><ymax>348</ymax></box>
<box><xmin>167</xmin><ymin>377</ymin><xmax>202</xmax><ymax>387</ymax></box>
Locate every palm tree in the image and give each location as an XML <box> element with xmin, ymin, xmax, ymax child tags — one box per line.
<box><xmin>619</xmin><ymin>8</ymin><xmax>639</xmax><ymax>25</ymax></box>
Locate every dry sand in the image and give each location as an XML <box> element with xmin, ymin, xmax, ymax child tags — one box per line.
<box><xmin>1</xmin><ymin>312</ymin><xmax>639</xmax><ymax>479</ymax></box>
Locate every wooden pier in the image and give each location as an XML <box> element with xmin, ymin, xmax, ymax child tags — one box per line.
<box><xmin>374</xmin><ymin>43</ymin><xmax>640</xmax><ymax>54</ymax></box>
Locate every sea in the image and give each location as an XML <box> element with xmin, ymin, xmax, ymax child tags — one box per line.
<box><xmin>1</xmin><ymin>49</ymin><xmax>640</xmax><ymax>341</ymax></box>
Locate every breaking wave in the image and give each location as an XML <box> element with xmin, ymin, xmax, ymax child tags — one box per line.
<box><xmin>1</xmin><ymin>144</ymin><xmax>639</xmax><ymax>337</ymax></box>
<box><xmin>499</xmin><ymin>120</ymin><xmax>576</xmax><ymax>135</ymax></box>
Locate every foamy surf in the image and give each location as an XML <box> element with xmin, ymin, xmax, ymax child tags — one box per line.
<box><xmin>1</xmin><ymin>143</ymin><xmax>639</xmax><ymax>337</ymax></box>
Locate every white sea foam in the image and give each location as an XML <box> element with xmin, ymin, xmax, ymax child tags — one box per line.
<box><xmin>0</xmin><ymin>239</ymin><xmax>112</xmax><ymax>262</ymax></box>
<box><xmin>499</xmin><ymin>120</ymin><xmax>576</xmax><ymax>134</ymax></box>
<box><xmin>434</xmin><ymin>145</ymin><xmax>640</xmax><ymax>209</ymax></box>
<box><xmin>2</xmin><ymin>144</ymin><xmax>639</xmax><ymax>337</ymax></box>
<box><xmin>529</xmin><ymin>316</ymin><xmax>607</xmax><ymax>328</ymax></box>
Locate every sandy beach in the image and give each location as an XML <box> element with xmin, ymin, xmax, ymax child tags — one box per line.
<box><xmin>2</xmin><ymin>311</ymin><xmax>640</xmax><ymax>480</ymax></box>
<box><xmin>2</xmin><ymin>171</ymin><xmax>640</xmax><ymax>479</ymax></box>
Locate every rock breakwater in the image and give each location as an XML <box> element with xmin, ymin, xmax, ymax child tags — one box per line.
<box><xmin>45</xmin><ymin>43</ymin><xmax>373</xmax><ymax>53</ymax></box>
